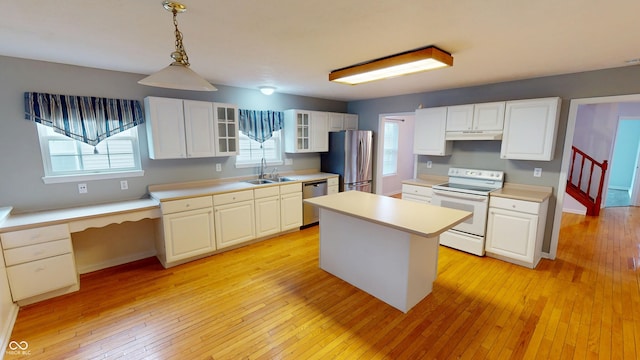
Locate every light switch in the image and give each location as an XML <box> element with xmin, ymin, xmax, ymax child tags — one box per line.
<box><xmin>427</xmin><ymin>161</ymin><xmax>432</xmax><ymax>168</ymax></box>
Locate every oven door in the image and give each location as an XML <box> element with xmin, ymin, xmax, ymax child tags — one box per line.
<box><xmin>431</xmin><ymin>188</ymin><xmax>489</xmax><ymax>236</ymax></box>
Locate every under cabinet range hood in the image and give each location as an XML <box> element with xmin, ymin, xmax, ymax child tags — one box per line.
<box><xmin>445</xmin><ymin>130</ymin><xmax>503</xmax><ymax>141</ymax></box>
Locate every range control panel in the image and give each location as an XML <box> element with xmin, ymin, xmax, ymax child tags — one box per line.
<box><xmin>448</xmin><ymin>167</ymin><xmax>504</xmax><ymax>181</ymax></box>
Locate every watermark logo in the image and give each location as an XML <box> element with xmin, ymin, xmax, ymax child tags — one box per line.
<box><xmin>6</xmin><ymin>340</ymin><xmax>31</xmax><ymax>356</ymax></box>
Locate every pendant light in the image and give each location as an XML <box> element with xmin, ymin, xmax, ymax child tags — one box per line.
<box><xmin>138</xmin><ymin>1</ymin><xmax>217</xmax><ymax>91</ymax></box>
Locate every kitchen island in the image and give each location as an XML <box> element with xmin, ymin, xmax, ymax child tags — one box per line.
<box><xmin>304</xmin><ymin>191</ymin><xmax>471</xmax><ymax>312</ymax></box>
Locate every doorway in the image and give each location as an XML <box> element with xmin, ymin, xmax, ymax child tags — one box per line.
<box><xmin>375</xmin><ymin>113</ymin><xmax>415</xmax><ymax>196</ymax></box>
<box><xmin>606</xmin><ymin>117</ymin><xmax>640</xmax><ymax>207</ymax></box>
<box><xmin>551</xmin><ymin>94</ymin><xmax>640</xmax><ymax>259</ymax></box>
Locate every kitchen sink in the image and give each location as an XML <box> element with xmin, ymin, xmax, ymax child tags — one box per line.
<box><xmin>244</xmin><ymin>179</ymin><xmax>276</xmax><ymax>185</ymax></box>
<box><xmin>275</xmin><ymin>177</ymin><xmax>296</xmax><ymax>182</ymax></box>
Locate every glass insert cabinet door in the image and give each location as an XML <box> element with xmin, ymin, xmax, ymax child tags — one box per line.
<box><xmin>214</xmin><ymin>103</ymin><xmax>239</xmax><ymax>155</ymax></box>
<box><xmin>296</xmin><ymin>112</ymin><xmax>310</xmax><ymax>151</ymax></box>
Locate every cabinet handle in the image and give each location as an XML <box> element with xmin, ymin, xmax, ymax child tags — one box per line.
<box><xmin>35</xmin><ymin>266</ymin><xmax>45</xmax><ymax>272</ymax></box>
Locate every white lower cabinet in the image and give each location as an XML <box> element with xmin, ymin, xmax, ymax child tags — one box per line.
<box><xmin>0</xmin><ymin>223</ymin><xmax>78</xmax><ymax>303</ymax></box>
<box><xmin>327</xmin><ymin>176</ymin><xmax>339</xmax><ymax>195</ymax></box>
<box><xmin>401</xmin><ymin>184</ymin><xmax>432</xmax><ymax>204</ymax></box>
<box><xmin>254</xmin><ymin>186</ymin><xmax>281</xmax><ymax>238</ymax></box>
<box><xmin>158</xmin><ymin>196</ymin><xmax>215</xmax><ymax>267</ymax></box>
<box><xmin>280</xmin><ymin>183</ymin><xmax>303</xmax><ymax>231</ymax></box>
<box><xmin>214</xmin><ymin>190</ymin><xmax>256</xmax><ymax>249</ymax></box>
<box><xmin>485</xmin><ymin>196</ymin><xmax>549</xmax><ymax>268</ymax></box>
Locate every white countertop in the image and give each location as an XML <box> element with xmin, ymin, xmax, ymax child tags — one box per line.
<box><xmin>149</xmin><ymin>172</ymin><xmax>338</xmax><ymax>202</ymax></box>
<box><xmin>490</xmin><ymin>183</ymin><xmax>552</xmax><ymax>202</ymax></box>
<box><xmin>0</xmin><ymin>198</ymin><xmax>160</xmax><ymax>233</ymax></box>
<box><xmin>0</xmin><ymin>171</ymin><xmax>339</xmax><ymax>233</ymax></box>
<box><xmin>304</xmin><ymin>191</ymin><xmax>472</xmax><ymax>238</ymax></box>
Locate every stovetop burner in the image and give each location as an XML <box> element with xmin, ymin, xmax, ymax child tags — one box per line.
<box><xmin>432</xmin><ymin>167</ymin><xmax>505</xmax><ymax>196</ymax></box>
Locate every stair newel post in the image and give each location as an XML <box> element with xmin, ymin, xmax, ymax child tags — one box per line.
<box><xmin>594</xmin><ymin>160</ymin><xmax>608</xmax><ymax>216</ymax></box>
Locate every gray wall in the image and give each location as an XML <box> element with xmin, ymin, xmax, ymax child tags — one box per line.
<box><xmin>348</xmin><ymin>66</ymin><xmax>640</xmax><ymax>253</ymax></box>
<box><xmin>0</xmin><ymin>55</ymin><xmax>347</xmax><ymax>213</ymax></box>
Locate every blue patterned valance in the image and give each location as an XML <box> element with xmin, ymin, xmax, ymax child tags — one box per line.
<box><xmin>239</xmin><ymin>109</ymin><xmax>284</xmax><ymax>144</ymax></box>
<box><xmin>24</xmin><ymin>92</ymin><xmax>144</xmax><ymax>146</ymax></box>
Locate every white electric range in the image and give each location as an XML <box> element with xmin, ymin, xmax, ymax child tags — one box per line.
<box><xmin>431</xmin><ymin>167</ymin><xmax>504</xmax><ymax>256</ymax></box>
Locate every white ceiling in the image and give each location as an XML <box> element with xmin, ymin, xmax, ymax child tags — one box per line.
<box><xmin>3</xmin><ymin>0</ymin><xmax>640</xmax><ymax>101</ymax></box>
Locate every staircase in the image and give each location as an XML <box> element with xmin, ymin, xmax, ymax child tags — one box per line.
<box><xmin>566</xmin><ymin>146</ymin><xmax>608</xmax><ymax>216</ymax></box>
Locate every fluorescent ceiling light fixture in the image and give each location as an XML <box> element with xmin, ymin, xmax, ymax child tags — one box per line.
<box><xmin>329</xmin><ymin>46</ymin><xmax>453</xmax><ymax>85</ymax></box>
<box><xmin>259</xmin><ymin>86</ymin><xmax>276</xmax><ymax>95</ymax></box>
<box><xmin>138</xmin><ymin>1</ymin><xmax>217</xmax><ymax>92</ymax></box>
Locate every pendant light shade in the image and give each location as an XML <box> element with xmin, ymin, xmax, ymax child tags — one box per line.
<box><xmin>329</xmin><ymin>46</ymin><xmax>453</xmax><ymax>85</ymax></box>
<box><xmin>139</xmin><ymin>62</ymin><xmax>217</xmax><ymax>91</ymax></box>
<box><xmin>138</xmin><ymin>1</ymin><xmax>217</xmax><ymax>92</ymax></box>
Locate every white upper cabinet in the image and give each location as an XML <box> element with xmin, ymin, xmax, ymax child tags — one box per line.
<box><xmin>445</xmin><ymin>102</ymin><xmax>505</xmax><ymax>140</ymax></box>
<box><xmin>310</xmin><ymin>111</ymin><xmax>329</xmax><ymax>152</ymax></box>
<box><xmin>445</xmin><ymin>104</ymin><xmax>474</xmax><ymax>131</ymax></box>
<box><xmin>145</xmin><ymin>97</ymin><xmax>187</xmax><ymax>159</ymax></box>
<box><xmin>473</xmin><ymin>102</ymin><xmax>505</xmax><ymax>131</ymax></box>
<box><xmin>284</xmin><ymin>109</ymin><xmax>329</xmax><ymax>153</ymax></box>
<box><xmin>183</xmin><ymin>100</ymin><xmax>216</xmax><ymax>158</ymax></box>
<box><xmin>145</xmin><ymin>96</ymin><xmax>238</xmax><ymax>159</ymax></box>
<box><xmin>344</xmin><ymin>114</ymin><xmax>359</xmax><ymax>130</ymax></box>
<box><xmin>213</xmin><ymin>103</ymin><xmax>239</xmax><ymax>156</ymax></box>
<box><xmin>328</xmin><ymin>112</ymin><xmax>345</xmax><ymax>131</ymax></box>
<box><xmin>500</xmin><ymin>97</ymin><xmax>561</xmax><ymax>161</ymax></box>
<box><xmin>413</xmin><ymin>107</ymin><xmax>452</xmax><ymax>156</ymax></box>
<box><xmin>328</xmin><ymin>112</ymin><xmax>358</xmax><ymax>131</ymax></box>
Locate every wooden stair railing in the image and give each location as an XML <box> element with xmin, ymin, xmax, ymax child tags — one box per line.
<box><xmin>566</xmin><ymin>146</ymin><xmax>608</xmax><ymax>216</ymax></box>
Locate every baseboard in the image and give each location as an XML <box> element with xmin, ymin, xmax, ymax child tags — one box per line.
<box><xmin>562</xmin><ymin>208</ymin><xmax>586</xmax><ymax>215</ymax></box>
<box><xmin>77</xmin><ymin>250</ymin><xmax>157</xmax><ymax>274</ymax></box>
<box><xmin>0</xmin><ymin>303</ymin><xmax>19</xmax><ymax>360</ymax></box>
<box><xmin>608</xmin><ymin>185</ymin><xmax>630</xmax><ymax>191</ymax></box>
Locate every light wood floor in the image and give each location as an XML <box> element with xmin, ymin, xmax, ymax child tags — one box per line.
<box><xmin>7</xmin><ymin>207</ymin><xmax>640</xmax><ymax>359</ymax></box>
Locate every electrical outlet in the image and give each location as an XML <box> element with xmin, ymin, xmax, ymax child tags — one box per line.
<box><xmin>533</xmin><ymin>168</ymin><xmax>542</xmax><ymax>177</ymax></box>
<box><xmin>285</xmin><ymin>158</ymin><xmax>293</xmax><ymax>165</ymax></box>
<box><xmin>215</xmin><ymin>163</ymin><xmax>222</xmax><ymax>172</ymax></box>
<box><xmin>120</xmin><ymin>180</ymin><xmax>128</xmax><ymax>190</ymax></box>
<box><xmin>426</xmin><ymin>161</ymin><xmax>433</xmax><ymax>168</ymax></box>
<box><xmin>78</xmin><ymin>183</ymin><xmax>88</xmax><ymax>194</ymax></box>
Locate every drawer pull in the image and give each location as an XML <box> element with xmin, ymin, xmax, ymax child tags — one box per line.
<box><xmin>33</xmin><ymin>250</ymin><xmax>45</xmax><ymax>256</ymax></box>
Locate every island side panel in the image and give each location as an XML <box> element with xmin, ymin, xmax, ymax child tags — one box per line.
<box><xmin>318</xmin><ymin>208</ymin><xmax>439</xmax><ymax>312</ymax></box>
<box><xmin>405</xmin><ymin>233</ymin><xmax>439</xmax><ymax>311</ymax></box>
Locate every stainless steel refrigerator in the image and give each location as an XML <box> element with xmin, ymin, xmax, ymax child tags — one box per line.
<box><xmin>321</xmin><ymin>130</ymin><xmax>373</xmax><ymax>193</ymax></box>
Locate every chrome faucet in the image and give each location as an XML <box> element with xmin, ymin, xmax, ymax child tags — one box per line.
<box><xmin>259</xmin><ymin>158</ymin><xmax>267</xmax><ymax>179</ymax></box>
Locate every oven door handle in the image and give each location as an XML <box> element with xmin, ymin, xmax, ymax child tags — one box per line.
<box><xmin>432</xmin><ymin>189</ymin><xmax>488</xmax><ymax>202</ymax></box>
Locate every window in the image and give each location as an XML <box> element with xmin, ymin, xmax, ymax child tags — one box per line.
<box><xmin>383</xmin><ymin>121</ymin><xmax>399</xmax><ymax>176</ymax></box>
<box><xmin>36</xmin><ymin>124</ymin><xmax>143</xmax><ymax>183</ymax></box>
<box><xmin>235</xmin><ymin>130</ymin><xmax>283</xmax><ymax>167</ymax></box>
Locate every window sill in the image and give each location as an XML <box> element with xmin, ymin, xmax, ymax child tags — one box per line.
<box><xmin>42</xmin><ymin>170</ymin><xmax>145</xmax><ymax>184</ymax></box>
<box><xmin>235</xmin><ymin>160</ymin><xmax>284</xmax><ymax>169</ymax></box>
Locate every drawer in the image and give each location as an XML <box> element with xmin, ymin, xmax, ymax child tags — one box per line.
<box><xmin>401</xmin><ymin>184</ymin><xmax>432</xmax><ymax>197</ymax></box>
<box><xmin>402</xmin><ymin>193</ymin><xmax>431</xmax><ymax>204</ymax></box>
<box><xmin>4</xmin><ymin>238</ymin><xmax>73</xmax><ymax>266</ymax></box>
<box><xmin>213</xmin><ymin>190</ymin><xmax>254</xmax><ymax>206</ymax></box>
<box><xmin>162</xmin><ymin>196</ymin><xmax>213</xmax><ymax>215</ymax></box>
<box><xmin>1</xmin><ymin>223</ymin><xmax>70</xmax><ymax>249</ymax></box>
<box><xmin>6</xmin><ymin>253</ymin><xmax>77</xmax><ymax>301</ymax></box>
<box><xmin>490</xmin><ymin>196</ymin><xmax>540</xmax><ymax>214</ymax></box>
<box><xmin>327</xmin><ymin>177</ymin><xmax>339</xmax><ymax>187</ymax></box>
<box><xmin>254</xmin><ymin>186</ymin><xmax>279</xmax><ymax>199</ymax></box>
<box><xmin>280</xmin><ymin>182</ymin><xmax>302</xmax><ymax>195</ymax></box>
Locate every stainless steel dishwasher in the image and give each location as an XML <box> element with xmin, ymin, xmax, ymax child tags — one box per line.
<box><xmin>302</xmin><ymin>180</ymin><xmax>328</xmax><ymax>226</ymax></box>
